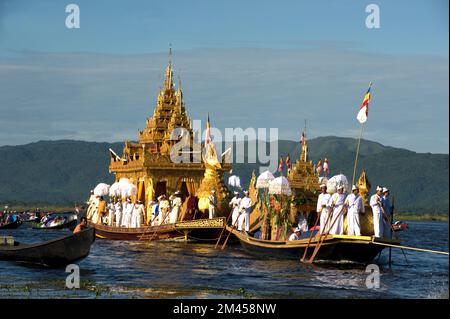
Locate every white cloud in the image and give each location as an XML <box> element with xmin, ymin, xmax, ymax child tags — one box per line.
<box><xmin>0</xmin><ymin>47</ymin><xmax>448</xmax><ymax>153</ymax></box>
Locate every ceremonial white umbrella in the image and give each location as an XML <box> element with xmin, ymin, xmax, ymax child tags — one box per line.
<box><xmin>326</xmin><ymin>174</ymin><xmax>349</xmax><ymax>194</ymax></box>
<box><xmin>268</xmin><ymin>176</ymin><xmax>292</xmax><ymax>196</ymax></box>
<box><xmin>109</xmin><ymin>182</ymin><xmax>121</xmax><ymax>197</ymax></box>
<box><xmin>228</xmin><ymin>175</ymin><xmax>241</xmax><ymax>188</ymax></box>
<box><xmin>93</xmin><ymin>183</ymin><xmax>110</xmax><ymax>196</ymax></box>
<box><xmin>256</xmin><ymin>170</ymin><xmax>275</xmax><ymax>189</ymax></box>
<box><xmin>120</xmin><ymin>182</ymin><xmax>137</xmax><ymax>198</ymax></box>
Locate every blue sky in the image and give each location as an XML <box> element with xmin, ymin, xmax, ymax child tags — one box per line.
<box><xmin>0</xmin><ymin>0</ymin><xmax>448</xmax><ymax>153</ymax></box>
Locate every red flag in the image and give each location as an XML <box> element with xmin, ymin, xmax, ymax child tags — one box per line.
<box><xmin>316</xmin><ymin>159</ymin><xmax>322</xmax><ymax>174</ymax></box>
<box><xmin>323</xmin><ymin>158</ymin><xmax>329</xmax><ymax>173</ymax></box>
<box><xmin>285</xmin><ymin>154</ymin><xmax>291</xmax><ymax>170</ymax></box>
<box><xmin>300</xmin><ymin>132</ymin><xmax>305</xmax><ymax>145</ymax></box>
<box><xmin>278</xmin><ymin>156</ymin><xmax>284</xmax><ymax>172</ymax></box>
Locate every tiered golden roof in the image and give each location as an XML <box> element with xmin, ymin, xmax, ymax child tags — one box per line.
<box><xmin>109</xmin><ymin>52</ymin><xmax>231</xmax><ymax>218</ymax></box>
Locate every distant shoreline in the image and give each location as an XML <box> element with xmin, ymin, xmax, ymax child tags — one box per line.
<box><xmin>3</xmin><ymin>204</ymin><xmax>448</xmax><ymax>222</ymax></box>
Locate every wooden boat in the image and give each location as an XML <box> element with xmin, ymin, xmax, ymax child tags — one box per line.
<box><xmin>392</xmin><ymin>222</ymin><xmax>409</xmax><ymax>232</ymax></box>
<box><xmin>0</xmin><ymin>227</ymin><xmax>95</xmax><ymax>267</ymax></box>
<box><xmin>89</xmin><ymin>217</ymin><xmax>226</xmax><ymax>241</ymax></box>
<box><xmin>0</xmin><ymin>220</ymin><xmax>22</xmax><ymax>230</ymax></box>
<box><xmin>228</xmin><ymin>226</ymin><xmax>401</xmax><ymax>263</ymax></box>
<box><xmin>32</xmin><ymin>218</ymin><xmax>78</xmax><ymax>231</ymax></box>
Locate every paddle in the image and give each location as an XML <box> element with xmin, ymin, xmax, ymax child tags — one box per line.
<box><xmin>146</xmin><ymin>208</ymin><xmax>172</xmax><ymax>243</ymax></box>
<box><xmin>308</xmin><ymin>198</ymin><xmax>347</xmax><ymax>263</ymax></box>
<box><xmin>214</xmin><ymin>208</ymin><xmax>234</xmax><ymax>249</ymax></box>
<box><xmin>220</xmin><ymin>210</ymin><xmax>244</xmax><ymax>250</ymax></box>
<box><xmin>300</xmin><ymin>210</ymin><xmax>321</xmax><ymax>262</ymax></box>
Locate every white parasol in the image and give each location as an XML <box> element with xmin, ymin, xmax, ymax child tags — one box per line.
<box><xmin>268</xmin><ymin>176</ymin><xmax>292</xmax><ymax>196</ymax></box>
<box><xmin>109</xmin><ymin>182</ymin><xmax>121</xmax><ymax>197</ymax></box>
<box><xmin>228</xmin><ymin>175</ymin><xmax>241</xmax><ymax>188</ymax></box>
<box><xmin>256</xmin><ymin>170</ymin><xmax>275</xmax><ymax>189</ymax></box>
<box><xmin>326</xmin><ymin>174</ymin><xmax>349</xmax><ymax>194</ymax></box>
<box><xmin>120</xmin><ymin>182</ymin><xmax>137</xmax><ymax>198</ymax></box>
<box><xmin>93</xmin><ymin>183</ymin><xmax>110</xmax><ymax>196</ymax></box>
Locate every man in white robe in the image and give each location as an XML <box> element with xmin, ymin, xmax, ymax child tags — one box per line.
<box><xmin>229</xmin><ymin>191</ymin><xmax>241</xmax><ymax>226</ymax></box>
<box><xmin>327</xmin><ymin>185</ymin><xmax>346</xmax><ymax>235</ymax></box>
<box><xmin>345</xmin><ymin>185</ymin><xmax>365</xmax><ymax>236</ymax></box>
<box><xmin>107</xmin><ymin>200</ymin><xmax>115</xmax><ymax>226</ymax></box>
<box><xmin>238</xmin><ymin>191</ymin><xmax>252</xmax><ymax>232</ymax></box>
<box><xmin>114</xmin><ymin>199</ymin><xmax>122</xmax><ymax>227</ymax></box>
<box><xmin>131</xmin><ymin>200</ymin><xmax>145</xmax><ymax>228</ymax></box>
<box><xmin>121</xmin><ymin>198</ymin><xmax>133</xmax><ymax>228</ymax></box>
<box><xmin>169</xmin><ymin>192</ymin><xmax>182</xmax><ymax>224</ymax></box>
<box><xmin>288</xmin><ymin>227</ymin><xmax>302</xmax><ymax>241</ymax></box>
<box><xmin>317</xmin><ymin>184</ymin><xmax>331</xmax><ymax>235</ymax></box>
<box><xmin>370</xmin><ymin>186</ymin><xmax>384</xmax><ymax>238</ymax></box>
<box><xmin>158</xmin><ymin>195</ymin><xmax>170</xmax><ymax>225</ymax></box>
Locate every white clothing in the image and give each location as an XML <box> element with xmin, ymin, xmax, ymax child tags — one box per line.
<box><xmin>238</xmin><ymin>197</ymin><xmax>252</xmax><ymax>232</ymax></box>
<box><xmin>169</xmin><ymin>197</ymin><xmax>182</xmax><ymax>224</ymax></box>
<box><xmin>107</xmin><ymin>202</ymin><xmax>115</xmax><ymax>226</ymax></box>
<box><xmin>327</xmin><ymin>193</ymin><xmax>346</xmax><ymax>235</ymax></box>
<box><xmin>114</xmin><ymin>202</ymin><xmax>122</xmax><ymax>227</ymax></box>
<box><xmin>121</xmin><ymin>202</ymin><xmax>134</xmax><ymax>228</ymax></box>
<box><xmin>370</xmin><ymin>194</ymin><xmax>384</xmax><ymax>238</ymax></box>
<box><xmin>345</xmin><ymin>193</ymin><xmax>364</xmax><ymax>236</ymax></box>
<box><xmin>158</xmin><ymin>200</ymin><xmax>170</xmax><ymax>225</ymax></box>
<box><xmin>317</xmin><ymin>193</ymin><xmax>331</xmax><ymax>234</ymax></box>
<box><xmin>131</xmin><ymin>203</ymin><xmax>145</xmax><ymax>228</ymax></box>
<box><xmin>209</xmin><ymin>194</ymin><xmax>218</xmax><ymax>219</ymax></box>
<box><xmin>229</xmin><ymin>196</ymin><xmax>242</xmax><ymax>226</ymax></box>
<box><xmin>289</xmin><ymin>232</ymin><xmax>301</xmax><ymax>241</ymax></box>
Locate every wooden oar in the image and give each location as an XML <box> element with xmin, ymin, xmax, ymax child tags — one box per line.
<box><xmin>220</xmin><ymin>210</ymin><xmax>243</xmax><ymax>250</ymax></box>
<box><xmin>144</xmin><ymin>209</ymin><xmax>172</xmax><ymax>243</ymax></box>
<box><xmin>138</xmin><ymin>214</ymin><xmax>159</xmax><ymax>241</ymax></box>
<box><xmin>214</xmin><ymin>208</ymin><xmax>234</xmax><ymax>249</ymax></box>
<box><xmin>300</xmin><ymin>210</ymin><xmax>321</xmax><ymax>262</ymax></box>
<box><xmin>303</xmin><ymin>195</ymin><xmax>338</xmax><ymax>263</ymax></box>
<box><xmin>308</xmin><ymin>204</ymin><xmax>346</xmax><ymax>263</ymax></box>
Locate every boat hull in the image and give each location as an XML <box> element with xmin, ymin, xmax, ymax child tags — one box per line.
<box><xmin>89</xmin><ymin>217</ymin><xmax>226</xmax><ymax>242</ymax></box>
<box><xmin>0</xmin><ymin>227</ymin><xmax>95</xmax><ymax>267</ymax></box>
<box><xmin>229</xmin><ymin>227</ymin><xmax>400</xmax><ymax>263</ymax></box>
<box><xmin>0</xmin><ymin>220</ymin><xmax>22</xmax><ymax>229</ymax></box>
<box><xmin>32</xmin><ymin>219</ymin><xmax>78</xmax><ymax>231</ymax></box>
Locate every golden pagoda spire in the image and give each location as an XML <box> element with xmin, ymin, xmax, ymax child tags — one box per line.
<box><xmin>300</xmin><ymin>120</ymin><xmax>308</xmax><ymax>162</ymax></box>
<box><xmin>164</xmin><ymin>46</ymin><xmax>174</xmax><ymax>90</ymax></box>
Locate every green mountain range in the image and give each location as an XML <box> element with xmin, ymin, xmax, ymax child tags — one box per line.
<box><xmin>0</xmin><ymin>137</ymin><xmax>448</xmax><ymax>214</ymax></box>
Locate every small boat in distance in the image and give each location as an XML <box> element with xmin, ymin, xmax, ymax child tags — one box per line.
<box><xmin>0</xmin><ymin>227</ymin><xmax>95</xmax><ymax>267</ymax></box>
<box><xmin>0</xmin><ymin>219</ymin><xmax>22</xmax><ymax>230</ymax></box>
<box><xmin>32</xmin><ymin>213</ymin><xmax>78</xmax><ymax>231</ymax></box>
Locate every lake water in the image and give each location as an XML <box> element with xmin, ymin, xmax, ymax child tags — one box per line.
<box><xmin>0</xmin><ymin>220</ymin><xmax>448</xmax><ymax>298</ymax></box>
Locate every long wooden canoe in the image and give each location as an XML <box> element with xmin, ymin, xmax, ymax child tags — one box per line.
<box><xmin>89</xmin><ymin>217</ymin><xmax>226</xmax><ymax>241</ymax></box>
<box><xmin>228</xmin><ymin>226</ymin><xmax>401</xmax><ymax>263</ymax></box>
<box><xmin>32</xmin><ymin>218</ymin><xmax>78</xmax><ymax>231</ymax></box>
<box><xmin>0</xmin><ymin>220</ymin><xmax>22</xmax><ymax>230</ymax></box>
<box><xmin>0</xmin><ymin>227</ymin><xmax>95</xmax><ymax>267</ymax></box>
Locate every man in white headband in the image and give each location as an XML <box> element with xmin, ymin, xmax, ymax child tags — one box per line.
<box><xmin>229</xmin><ymin>191</ymin><xmax>241</xmax><ymax>226</ymax></box>
<box><xmin>238</xmin><ymin>190</ymin><xmax>252</xmax><ymax>233</ymax></box>
<box><xmin>317</xmin><ymin>183</ymin><xmax>331</xmax><ymax>235</ymax></box>
<box><xmin>327</xmin><ymin>184</ymin><xmax>346</xmax><ymax>235</ymax></box>
<box><xmin>370</xmin><ymin>186</ymin><xmax>384</xmax><ymax>237</ymax></box>
<box><xmin>344</xmin><ymin>185</ymin><xmax>365</xmax><ymax>236</ymax></box>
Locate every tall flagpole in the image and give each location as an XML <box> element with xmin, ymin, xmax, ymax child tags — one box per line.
<box><xmin>351</xmin><ymin>123</ymin><xmax>365</xmax><ymax>186</ymax></box>
<box><xmin>352</xmin><ymin>82</ymin><xmax>371</xmax><ymax>187</ymax></box>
